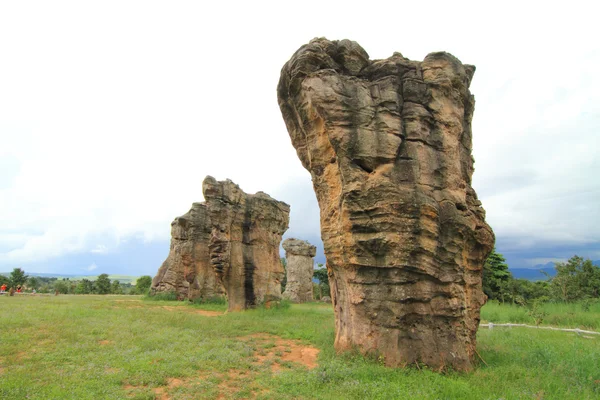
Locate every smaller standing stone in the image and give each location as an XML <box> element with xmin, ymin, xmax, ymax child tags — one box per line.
<box><xmin>282</xmin><ymin>238</ymin><xmax>317</xmax><ymax>303</ymax></box>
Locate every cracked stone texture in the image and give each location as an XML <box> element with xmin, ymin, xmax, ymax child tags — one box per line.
<box><xmin>151</xmin><ymin>203</ymin><xmax>225</xmax><ymax>301</ymax></box>
<box><xmin>277</xmin><ymin>38</ymin><xmax>494</xmax><ymax>370</ymax></box>
<box><xmin>282</xmin><ymin>238</ymin><xmax>316</xmax><ymax>303</ymax></box>
<box><xmin>203</xmin><ymin>176</ymin><xmax>290</xmax><ymax>312</ymax></box>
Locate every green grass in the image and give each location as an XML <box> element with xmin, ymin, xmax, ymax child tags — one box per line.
<box><xmin>481</xmin><ymin>300</ymin><xmax>600</xmax><ymax>330</ymax></box>
<box><xmin>0</xmin><ymin>296</ymin><xmax>599</xmax><ymax>399</ymax></box>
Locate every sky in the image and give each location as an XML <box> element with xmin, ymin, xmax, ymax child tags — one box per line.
<box><xmin>1</xmin><ymin>1</ymin><xmax>598</xmax><ymax>276</ymax></box>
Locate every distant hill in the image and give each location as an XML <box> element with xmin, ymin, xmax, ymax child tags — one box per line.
<box><xmin>509</xmin><ymin>259</ymin><xmax>600</xmax><ymax>281</ymax></box>
<box><xmin>509</xmin><ymin>267</ymin><xmax>556</xmax><ymax>281</ymax></box>
<box><xmin>0</xmin><ymin>272</ymin><xmax>142</xmax><ymax>285</ymax></box>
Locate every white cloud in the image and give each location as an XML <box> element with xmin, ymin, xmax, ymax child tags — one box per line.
<box><xmin>90</xmin><ymin>245</ymin><xmax>108</xmax><ymax>254</ymax></box>
<box><xmin>86</xmin><ymin>263</ymin><xmax>98</xmax><ymax>272</ymax></box>
<box><xmin>0</xmin><ymin>0</ymin><xmax>598</xmax><ymax>271</ymax></box>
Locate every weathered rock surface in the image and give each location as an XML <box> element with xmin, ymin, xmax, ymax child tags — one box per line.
<box><xmin>151</xmin><ymin>203</ymin><xmax>225</xmax><ymax>301</ymax></box>
<box><xmin>282</xmin><ymin>238</ymin><xmax>316</xmax><ymax>303</ymax></box>
<box><xmin>278</xmin><ymin>38</ymin><xmax>494</xmax><ymax>370</ymax></box>
<box><xmin>203</xmin><ymin>176</ymin><xmax>290</xmax><ymax>312</ymax></box>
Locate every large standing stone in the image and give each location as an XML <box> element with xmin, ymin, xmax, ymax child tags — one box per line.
<box><xmin>278</xmin><ymin>38</ymin><xmax>494</xmax><ymax>370</ymax></box>
<box><xmin>203</xmin><ymin>176</ymin><xmax>290</xmax><ymax>312</ymax></box>
<box><xmin>151</xmin><ymin>203</ymin><xmax>224</xmax><ymax>301</ymax></box>
<box><xmin>282</xmin><ymin>238</ymin><xmax>316</xmax><ymax>303</ymax></box>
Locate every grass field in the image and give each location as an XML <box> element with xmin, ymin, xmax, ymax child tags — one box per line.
<box><xmin>0</xmin><ymin>295</ymin><xmax>599</xmax><ymax>399</ymax></box>
<box><xmin>481</xmin><ymin>300</ymin><xmax>600</xmax><ymax>330</ymax></box>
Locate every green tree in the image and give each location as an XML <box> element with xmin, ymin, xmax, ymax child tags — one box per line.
<box><xmin>27</xmin><ymin>276</ymin><xmax>39</xmax><ymax>290</ymax></box>
<box><xmin>313</xmin><ymin>264</ymin><xmax>328</xmax><ymax>285</ymax></box>
<box><xmin>53</xmin><ymin>280</ymin><xmax>70</xmax><ymax>294</ymax></box>
<box><xmin>482</xmin><ymin>249</ymin><xmax>512</xmax><ymax>301</ymax></box>
<box><xmin>111</xmin><ymin>280</ymin><xmax>123</xmax><ymax>294</ymax></box>
<box><xmin>135</xmin><ymin>275</ymin><xmax>153</xmax><ymax>295</ymax></box>
<box><xmin>10</xmin><ymin>268</ymin><xmax>28</xmax><ymax>287</ymax></box>
<box><xmin>313</xmin><ymin>264</ymin><xmax>330</xmax><ymax>300</ymax></box>
<box><xmin>579</xmin><ymin>258</ymin><xmax>600</xmax><ymax>298</ymax></box>
<box><xmin>0</xmin><ymin>275</ymin><xmax>9</xmax><ymax>286</ymax></box>
<box><xmin>550</xmin><ymin>256</ymin><xmax>600</xmax><ymax>301</ymax></box>
<box><xmin>95</xmin><ymin>274</ymin><xmax>111</xmax><ymax>294</ymax></box>
<box><xmin>74</xmin><ymin>279</ymin><xmax>94</xmax><ymax>294</ymax></box>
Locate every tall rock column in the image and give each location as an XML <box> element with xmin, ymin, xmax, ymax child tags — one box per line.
<box><xmin>151</xmin><ymin>203</ymin><xmax>224</xmax><ymax>301</ymax></box>
<box><xmin>203</xmin><ymin>176</ymin><xmax>290</xmax><ymax>312</ymax></box>
<box><xmin>278</xmin><ymin>38</ymin><xmax>494</xmax><ymax>370</ymax></box>
<box><xmin>282</xmin><ymin>238</ymin><xmax>317</xmax><ymax>303</ymax></box>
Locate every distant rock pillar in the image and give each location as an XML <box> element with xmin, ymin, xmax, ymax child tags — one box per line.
<box><xmin>203</xmin><ymin>176</ymin><xmax>290</xmax><ymax>312</ymax></box>
<box><xmin>282</xmin><ymin>238</ymin><xmax>317</xmax><ymax>303</ymax></box>
<box><xmin>151</xmin><ymin>203</ymin><xmax>224</xmax><ymax>301</ymax></box>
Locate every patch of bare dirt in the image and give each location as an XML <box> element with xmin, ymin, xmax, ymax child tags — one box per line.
<box><xmin>122</xmin><ymin>333</ymin><xmax>316</xmax><ymax>399</ymax></box>
<box><xmin>124</xmin><ymin>369</ymin><xmax>263</xmax><ymax>399</ymax></box>
<box><xmin>14</xmin><ymin>351</ymin><xmax>30</xmax><ymax>361</ymax></box>
<box><xmin>161</xmin><ymin>306</ymin><xmax>182</xmax><ymax>311</ymax></box>
<box><xmin>242</xmin><ymin>333</ymin><xmax>319</xmax><ymax>371</ymax></box>
<box><xmin>98</xmin><ymin>340</ymin><xmax>112</xmax><ymax>345</ymax></box>
<box><xmin>160</xmin><ymin>305</ymin><xmax>223</xmax><ymax>317</ymax></box>
<box><xmin>193</xmin><ymin>310</ymin><xmax>223</xmax><ymax>317</ymax></box>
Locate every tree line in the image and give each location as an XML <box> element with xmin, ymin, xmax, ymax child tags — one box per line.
<box><xmin>483</xmin><ymin>250</ymin><xmax>600</xmax><ymax>304</ymax></box>
<box><xmin>0</xmin><ymin>269</ymin><xmax>153</xmax><ymax>295</ymax></box>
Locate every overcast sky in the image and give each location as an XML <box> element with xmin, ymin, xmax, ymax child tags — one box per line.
<box><xmin>1</xmin><ymin>1</ymin><xmax>598</xmax><ymax>275</ymax></box>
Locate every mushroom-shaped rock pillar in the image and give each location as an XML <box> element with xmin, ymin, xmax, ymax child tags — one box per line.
<box><xmin>277</xmin><ymin>38</ymin><xmax>494</xmax><ymax>370</ymax></box>
<box><xmin>282</xmin><ymin>238</ymin><xmax>317</xmax><ymax>303</ymax></box>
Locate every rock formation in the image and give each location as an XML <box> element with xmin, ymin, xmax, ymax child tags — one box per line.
<box><xmin>278</xmin><ymin>38</ymin><xmax>494</xmax><ymax>370</ymax></box>
<box><xmin>151</xmin><ymin>203</ymin><xmax>224</xmax><ymax>301</ymax></box>
<box><xmin>203</xmin><ymin>176</ymin><xmax>290</xmax><ymax>312</ymax></box>
<box><xmin>282</xmin><ymin>238</ymin><xmax>317</xmax><ymax>303</ymax></box>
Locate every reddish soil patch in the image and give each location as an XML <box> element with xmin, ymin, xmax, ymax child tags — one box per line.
<box><xmin>242</xmin><ymin>333</ymin><xmax>320</xmax><ymax>371</ymax></box>
<box><xmin>123</xmin><ymin>384</ymin><xmax>139</xmax><ymax>390</ymax></box>
<box><xmin>193</xmin><ymin>310</ymin><xmax>223</xmax><ymax>317</ymax></box>
<box><xmin>161</xmin><ymin>306</ymin><xmax>183</xmax><ymax>311</ymax></box>
<box><xmin>98</xmin><ymin>340</ymin><xmax>112</xmax><ymax>345</ymax></box>
<box><xmin>124</xmin><ymin>369</ymin><xmax>263</xmax><ymax>399</ymax></box>
<box><xmin>161</xmin><ymin>305</ymin><xmax>223</xmax><ymax>317</ymax></box>
<box><xmin>122</xmin><ymin>333</ymin><xmax>316</xmax><ymax>399</ymax></box>
<box><xmin>14</xmin><ymin>351</ymin><xmax>30</xmax><ymax>361</ymax></box>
